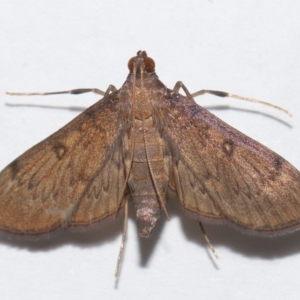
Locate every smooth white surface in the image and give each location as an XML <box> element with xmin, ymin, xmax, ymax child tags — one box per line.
<box><xmin>1</xmin><ymin>1</ymin><xmax>300</xmax><ymax>299</ymax></box>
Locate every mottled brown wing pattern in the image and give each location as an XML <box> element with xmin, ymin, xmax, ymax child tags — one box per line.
<box><xmin>0</xmin><ymin>91</ymin><xmax>130</xmax><ymax>235</ymax></box>
<box><xmin>172</xmin><ymin>156</ymin><xmax>223</xmax><ymax>221</ymax></box>
<box><xmin>71</xmin><ymin>140</ymin><xmax>129</xmax><ymax>227</ymax></box>
<box><xmin>159</xmin><ymin>90</ymin><xmax>300</xmax><ymax>235</ymax></box>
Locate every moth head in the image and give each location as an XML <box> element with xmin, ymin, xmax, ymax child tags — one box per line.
<box><xmin>128</xmin><ymin>50</ymin><xmax>155</xmax><ymax>74</ymax></box>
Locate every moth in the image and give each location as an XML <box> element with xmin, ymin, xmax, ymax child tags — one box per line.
<box><xmin>1</xmin><ymin>50</ymin><xmax>300</xmax><ymax>263</ymax></box>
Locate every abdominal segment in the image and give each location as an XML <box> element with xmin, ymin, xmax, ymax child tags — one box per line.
<box><xmin>129</xmin><ymin>117</ymin><xmax>168</xmax><ymax>237</ymax></box>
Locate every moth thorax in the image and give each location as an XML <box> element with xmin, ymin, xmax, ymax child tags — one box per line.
<box><xmin>134</xmin><ymin>95</ymin><xmax>152</xmax><ymax>120</ymax></box>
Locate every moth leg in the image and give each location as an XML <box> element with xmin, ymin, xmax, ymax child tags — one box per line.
<box><xmin>191</xmin><ymin>89</ymin><xmax>291</xmax><ymax>116</ymax></box>
<box><xmin>173</xmin><ymin>81</ymin><xmax>196</xmax><ymax>103</ymax></box>
<box><xmin>6</xmin><ymin>85</ymin><xmax>118</xmax><ymax>97</ymax></box>
<box><xmin>199</xmin><ymin>222</ymin><xmax>219</xmax><ymax>259</ymax></box>
<box><xmin>115</xmin><ymin>200</ymin><xmax>128</xmax><ymax>278</ymax></box>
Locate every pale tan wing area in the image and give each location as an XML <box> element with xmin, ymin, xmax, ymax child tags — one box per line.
<box><xmin>161</xmin><ymin>91</ymin><xmax>300</xmax><ymax>235</ymax></box>
<box><xmin>0</xmin><ymin>92</ymin><xmax>129</xmax><ymax>235</ymax></box>
<box><xmin>70</xmin><ymin>144</ymin><xmax>128</xmax><ymax>226</ymax></box>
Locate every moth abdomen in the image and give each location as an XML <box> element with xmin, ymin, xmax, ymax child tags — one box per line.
<box><xmin>129</xmin><ymin>117</ymin><xmax>168</xmax><ymax>237</ymax></box>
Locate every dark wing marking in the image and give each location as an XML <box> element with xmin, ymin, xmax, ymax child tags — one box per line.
<box><xmin>0</xmin><ymin>91</ymin><xmax>131</xmax><ymax>235</ymax></box>
<box><xmin>159</xmin><ymin>90</ymin><xmax>300</xmax><ymax>235</ymax></box>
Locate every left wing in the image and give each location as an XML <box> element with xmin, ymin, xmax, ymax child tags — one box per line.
<box><xmin>0</xmin><ymin>91</ymin><xmax>131</xmax><ymax>235</ymax></box>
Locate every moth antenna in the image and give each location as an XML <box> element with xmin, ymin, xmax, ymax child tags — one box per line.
<box><xmin>140</xmin><ymin>65</ymin><xmax>144</xmax><ymax>87</ymax></box>
<box><xmin>142</xmin><ymin>122</ymin><xmax>170</xmax><ymax>220</ymax></box>
<box><xmin>140</xmin><ymin>66</ymin><xmax>170</xmax><ymax>220</ymax></box>
<box><xmin>199</xmin><ymin>222</ymin><xmax>219</xmax><ymax>259</ymax></box>
<box><xmin>115</xmin><ymin>200</ymin><xmax>128</xmax><ymax>277</ymax></box>
<box><xmin>191</xmin><ymin>89</ymin><xmax>292</xmax><ymax>117</ymax></box>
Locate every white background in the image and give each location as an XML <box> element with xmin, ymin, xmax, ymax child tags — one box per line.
<box><xmin>1</xmin><ymin>1</ymin><xmax>300</xmax><ymax>299</ymax></box>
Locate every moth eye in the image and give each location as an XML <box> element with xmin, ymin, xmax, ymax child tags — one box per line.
<box><xmin>127</xmin><ymin>57</ymin><xmax>155</xmax><ymax>73</ymax></box>
<box><xmin>144</xmin><ymin>57</ymin><xmax>155</xmax><ymax>73</ymax></box>
<box><xmin>128</xmin><ymin>57</ymin><xmax>135</xmax><ymax>73</ymax></box>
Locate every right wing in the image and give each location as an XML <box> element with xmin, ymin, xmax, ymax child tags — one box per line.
<box><xmin>160</xmin><ymin>90</ymin><xmax>300</xmax><ymax>236</ymax></box>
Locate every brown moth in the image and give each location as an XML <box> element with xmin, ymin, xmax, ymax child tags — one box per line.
<box><xmin>1</xmin><ymin>50</ymin><xmax>300</xmax><ymax>245</ymax></box>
